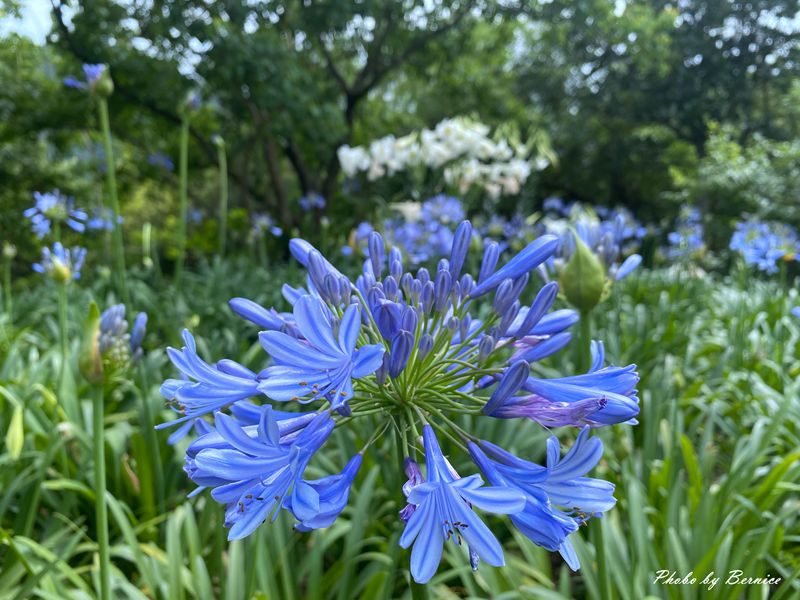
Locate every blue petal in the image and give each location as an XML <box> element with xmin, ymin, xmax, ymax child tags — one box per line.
<box><xmin>408</xmin><ymin>499</ymin><xmax>443</xmax><ymax>584</ymax></box>
<box><xmin>294</xmin><ymin>295</ymin><xmax>339</xmax><ymax>353</ymax></box>
<box><xmin>259</xmin><ymin>331</ymin><xmax>343</xmax><ymax>369</ymax></box>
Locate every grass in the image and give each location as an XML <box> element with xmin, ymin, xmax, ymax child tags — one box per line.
<box><xmin>0</xmin><ymin>258</ymin><xmax>798</xmax><ymax>599</ymax></box>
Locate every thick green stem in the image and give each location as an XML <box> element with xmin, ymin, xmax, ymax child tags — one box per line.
<box><xmin>56</xmin><ymin>282</ymin><xmax>77</xmax><ymax>421</ymax></box>
<box><xmin>97</xmin><ymin>98</ymin><xmax>129</xmax><ymax>305</ymax></box>
<box><xmin>92</xmin><ymin>385</ymin><xmax>111</xmax><ymax>600</ymax></box>
<box><xmin>175</xmin><ymin>118</ymin><xmax>190</xmax><ymax>280</ymax></box>
<box><xmin>216</xmin><ymin>144</ymin><xmax>228</xmax><ymax>258</ymax></box>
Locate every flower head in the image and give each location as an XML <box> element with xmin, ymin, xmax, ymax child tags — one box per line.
<box><xmin>24</xmin><ymin>191</ymin><xmax>87</xmax><ymax>238</ymax></box>
<box><xmin>33</xmin><ymin>242</ymin><xmax>86</xmax><ymax>282</ymax></box>
<box><xmin>64</xmin><ymin>63</ymin><xmax>113</xmax><ymax>96</ymax></box>
<box><xmin>730</xmin><ymin>220</ymin><xmax>798</xmax><ymax>273</ymax></box>
<box><xmin>160</xmin><ymin>217</ymin><xmax>638</xmax><ymax>582</ymax></box>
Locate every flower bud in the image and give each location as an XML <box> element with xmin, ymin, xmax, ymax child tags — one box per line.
<box><xmin>483</xmin><ymin>360</ymin><xmax>530</xmax><ymax>415</ymax></box>
<box><xmin>560</xmin><ymin>233</ymin><xmax>606</xmax><ymax>312</ymax></box>
<box><xmin>79</xmin><ymin>302</ymin><xmax>104</xmax><ymax>385</ymax></box>
<box><xmin>389</xmin><ymin>331</ymin><xmax>414</xmax><ymax>378</ymax></box>
<box><xmin>369</xmin><ymin>232</ymin><xmax>384</xmax><ymax>278</ymax></box>
<box><xmin>449</xmin><ymin>220</ymin><xmax>472</xmax><ymax>283</ymax></box>
<box><xmin>418</xmin><ymin>334</ymin><xmax>434</xmax><ymax>360</ymax></box>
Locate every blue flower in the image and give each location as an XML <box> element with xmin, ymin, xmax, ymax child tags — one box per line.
<box><xmin>64</xmin><ymin>64</ymin><xmax>109</xmax><ymax>94</ymax></box>
<box><xmin>99</xmin><ymin>304</ymin><xmax>147</xmax><ymax>365</ymax></box>
<box><xmin>298</xmin><ymin>193</ymin><xmax>326</xmax><ymax>211</ymax></box>
<box><xmin>24</xmin><ymin>190</ymin><xmax>87</xmax><ymax>238</ymax></box>
<box><xmin>147</xmin><ymin>152</ymin><xmax>175</xmax><ymax>172</ymax></box>
<box><xmin>86</xmin><ymin>207</ymin><xmax>123</xmax><ymax>231</ymax></box>
<box><xmin>160</xmin><ymin>217</ymin><xmax>639</xmax><ymax>581</ymax></box>
<box><xmin>468</xmin><ymin>426</ymin><xmax>615</xmax><ymax>570</ymax></box>
<box><xmin>792</xmin><ymin>307</ymin><xmax>800</xmax><ymax>319</ymax></box>
<box><xmin>252</xmin><ymin>213</ymin><xmax>283</xmax><ymax>238</ymax></box>
<box><xmin>158</xmin><ymin>330</ymin><xmax>261</xmax><ymax>428</ymax></box>
<box><xmin>399</xmin><ymin>425</ymin><xmax>526</xmax><ymax>584</ymax></box>
<box><xmin>33</xmin><ymin>242</ymin><xmax>86</xmax><ymax>282</ymax></box>
<box><xmin>288</xmin><ymin>454</ymin><xmax>362</xmax><ymax>531</ymax></box>
<box><xmin>666</xmin><ymin>206</ymin><xmax>704</xmax><ymax>259</ymax></box>
<box><xmin>185</xmin><ymin>407</ymin><xmax>334</xmax><ymax>540</ymax></box>
<box><xmin>258</xmin><ymin>295</ymin><xmax>385</xmax><ymax>409</ymax></box>
<box><xmin>730</xmin><ymin>220</ymin><xmax>798</xmax><ymax>273</ymax></box>
<box><xmin>490</xmin><ymin>342</ymin><xmax>639</xmax><ymax>426</ymax></box>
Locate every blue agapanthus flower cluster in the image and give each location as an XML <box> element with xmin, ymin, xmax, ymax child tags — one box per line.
<box><xmin>87</xmin><ymin>207</ymin><xmax>123</xmax><ymax>231</ymax></box>
<box><xmin>147</xmin><ymin>152</ymin><xmax>175</xmax><ymax>172</ymax></box>
<box><xmin>159</xmin><ymin>222</ymin><xmax>639</xmax><ymax>583</ymax></box>
<box><xmin>252</xmin><ymin>213</ymin><xmax>283</xmax><ymax>238</ymax></box>
<box><xmin>33</xmin><ymin>242</ymin><xmax>87</xmax><ymax>282</ymax></box>
<box><xmin>729</xmin><ymin>220</ymin><xmax>799</xmax><ymax>273</ymax></box>
<box><xmin>346</xmin><ymin>195</ymin><xmax>464</xmax><ymax>264</ymax></box>
<box><xmin>299</xmin><ymin>193</ymin><xmax>326</xmax><ymax>212</ymax></box>
<box><xmin>546</xmin><ymin>210</ymin><xmax>643</xmax><ymax>282</ymax></box>
<box><xmin>97</xmin><ymin>304</ymin><xmax>148</xmax><ymax>376</ymax></box>
<box><xmin>24</xmin><ymin>190</ymin><xmax>87</xmax><ymax>238</ymax></box>
<box><xmin>666</xmin><ymin>206</ymin><xmax>704</xmax><ymax>260</ymax></box>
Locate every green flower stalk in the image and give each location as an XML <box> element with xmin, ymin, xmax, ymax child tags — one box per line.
<box><xmin>213</xmin><ymin>135</ymin><xmax>228</xmax><ymax>258</ymax></box>
<box><xmin>2</xmin><ymin>242</ymin><xmax>14</xmax><ymax>317</ymax></box>
<box><xmin>175</xmin><ymin>91</ymin><xmax>200</xmax><ymax>280</ymax></box>
<box><xmin>67</xmin><ymin>64</ymin><xmax>130</xmax><ymax>305</ymax></box>
<box><xmin>80</xmin><ymin>301</ymin><xmax>148</xmax><ymax>600</ymax></box>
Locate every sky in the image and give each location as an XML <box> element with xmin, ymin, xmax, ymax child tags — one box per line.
<box><xmin>0</xmin><ymin>0</ymin><xmax>51</xmax><ymax>44</ymax></box>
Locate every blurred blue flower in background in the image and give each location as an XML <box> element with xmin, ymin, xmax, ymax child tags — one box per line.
<box><xmin>64</xmin><ymin>63</ymin><xmax>107</xmax><ymax>91</ymax></box>
<box><xmin>87</xmin><ymin>207</ymin><xmax>123</xmax><ymax>231</ymax></box>
<box><xmin>24</xmin><ymin>190</ymin><xmax>87</xmax><ymax>238</ymax></box>
<box><xmin>32</xmin><ymin>242</ymin><xmax>87</xmax><ymax>281</ymax></box>
<box><xmin>299</xmin><ymin>193</ymin><xmax>326</xmax><ymax>211</ymax></box>
<box><xmin>730</xmin><ymin>220</ymin><xmax>799</xmax><ymax>273</ymax></box>
<box><xmin>148</xmin><ymin>152</ymin><xmax>175</xmax><ymax>172</ymax></box>
<box><xmin>666</xmin><ymin>206</ymin><xmax>705</xmax><ymax>260</ymax></box>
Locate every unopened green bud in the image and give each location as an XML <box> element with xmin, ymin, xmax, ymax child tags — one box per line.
<box><xmin>79</xmin><ymin>302</ymin><xmax>104</xmax><ymax>385</ymax></box>
<box><xmin>560</xmin><ymin>234</ymin><xmax>606</xmax><ymax>313</ymax></box>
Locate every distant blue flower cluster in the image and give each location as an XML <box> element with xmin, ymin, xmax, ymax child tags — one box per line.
<box><xmin>33</xmin><ymin>242</ymin><xmax>87</xmax><ymax>281</ymax></box>
<box><xmin>64</xmin><ymin>63</ymin><xmax>106</xmax><ymax>91</ymax></box>
<box><xmin>87</xmin><ymin>207</ymin><xmax>123</xmax><ymax>231</ymax></box>
<box><xmin>252</xmin><ymin>213</ymin><xmax>283</xmax><ymax>238</ymax></box>
<box><xmin>666</xmin><ymin>206</ymin><xmax>704</xmax><ymax>260</ymax></box>
<box><xmin>159</xmin><ymin>220</ymin><xmax>639</xmax><ymax>583</ymax></box>
<box><xmin>147</xmin><ymin>152</ymin><xmax>175</xmax><ymax>172</ymax></box>
<box><xmin>543</xmin><ymin>204</ymin><xmax>645</xmax><ymax>282</ymax></box>
<box><xmin>730</xmin><ymin>220</ymin><xmax>799</xmax><ymax>273</ymax></box>
<box><xmin>346</xmin><ymin>195</ymin><xmax>464</xmax><ymax>264</ymax></box>
<box><xmin>298</xmin><ymin>193</ymin><xmax>326</xmax><ymax>212</ymax></box>
<box><xmin>24</xmin><ymin>191</ymin><xmax>87</xmax><ymax>238</ymax></box>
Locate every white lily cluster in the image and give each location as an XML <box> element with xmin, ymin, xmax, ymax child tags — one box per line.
<box><xmin>338</xmin><ymin>117</ymin><xmax>547</xmax><ymax>198</ymax></box>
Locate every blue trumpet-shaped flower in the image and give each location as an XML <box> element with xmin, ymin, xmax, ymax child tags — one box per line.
<box><xmin>258</xmin><ymin>295</ymin><xmax>384</xmax><ymax>409</ymax></box>
<box><xmin>185</xmin><ymin>407</ymin><xmax>334</xmax><ymax>540</ymax></box>
<box><xmin>33</xmin><ymin>242</ymin><xmax>86</xmax><ymax>282</ymax></box>
<box><xmin>25</xmin><ymin>190</ymin><xmax>87</xmax><ymax>238</ymax></box>
<box><xmin>64</xmin><ymin>63</ymin><xmax>107</xmax><ymax>90</ymax></box>
<box><xmin>468</xmin><ymin>426</ymin><xmax>615</xmax><ymax>570</ymax></box>
<box><xmin>288</xmin><ymin>454</ymin><xmax>362</xmax><ymax>531</ymax></box>
<box><xmin>399</xmin><ymin>425</ymin><xmax>526</xmax><ymax>584</ymax></box>
<box><xmin>158</xmin><ymin>330</ymin><xmax>261</xmax><ymax>428</ymax></box>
